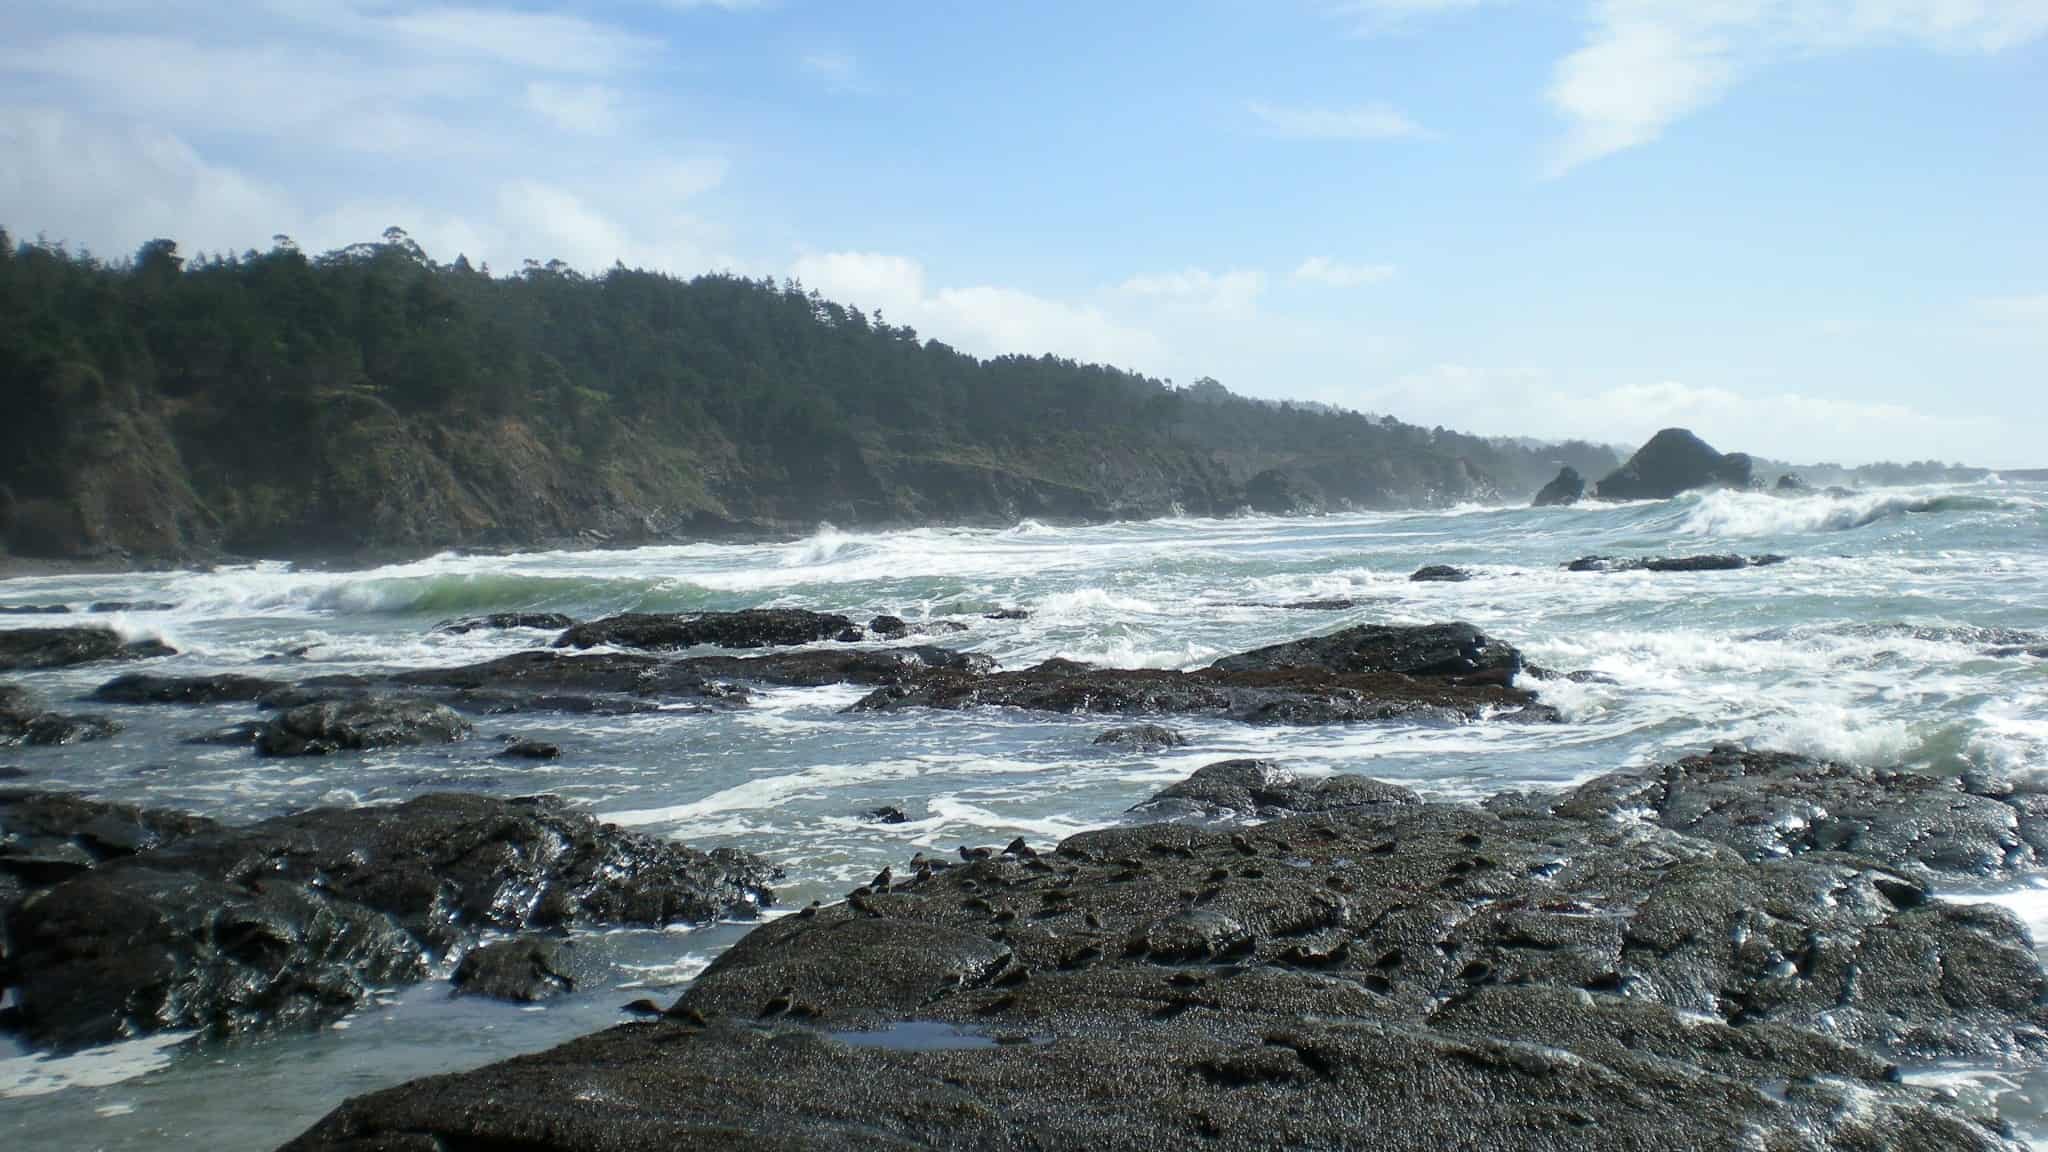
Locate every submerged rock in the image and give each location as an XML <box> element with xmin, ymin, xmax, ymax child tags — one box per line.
<box><xmin>868</xmin><ymin>616</ymin><xmax>971</xmax><ymax>640</ymax></box>
<box><xmin>284</xmin><ymin>747</ymin><xmax>2043</xmax><ymax>1152</ymax></box>
<box><xmin>555</xmin><ymin>609</ymin><xmax>862</xmax><ymax>651</ymax></box>
<box><xmin>1408</xmin><ymin>565</ymin><xmax>1471</xmax><ymax>583</ymax></box>
<box><xmin>90</xmin><ymin>672</ymin><xmax>281</xmax><ymax>705</ymax></box>
<box><xmin>1532</xmin><ymin>465</ymin><xmax>1585</xmax><ymax>507</ymax></box>
<box><xmin>87</xmin><ymin>601</ymin><xmax>178</xmax><ymax>614</ymax></box>
<box><xmin>1212</xmin><ymin>622</ymin><xmax>1521</xmax><ymax>683</ymax></box>
<box><xmin>1566</xmin><ymin>554</ymin><xmax>1786</xmax><ymax>574</ymax></box>
<box><xmin>1092</xmin><ymin>724</ymin><xmax>1187</xmax><ymax>750</ymax></box>
<box><xmin>0</xmin><ymin>627</ymin><xmax>175</xmax><ymax>672</ymax></box>
<box><xmin>2</xmin><ymin>791</ymin><xmax>778</xmax><ymax>1050</ymax></box>
<box><xmin>0</xmin><ymin>605</ymin><xmax>71</xmax><ymax>616</ymax></box>
<box><xmin>433</xmin><ymin>612</ymin><xmax>578</xmax><ymax>635</ymax></box>
<box><xmin>256</xmin><ymin>697</ymin><xmax>474</xmax><ymax>757</ymax></box>
<box><xmin>1595</xmin><ymin>428</ymin><xmax>1755</xmax><ymax>501</ymax></box>
<box><xmin>496</xmin><ymin>739</ymin><xmax>561</xmax><ymax>761</ymax></box>
<box><xmin>0</xmin><ymin>684</ymin><xmax>120</xmax><ymax>747</ymax></box>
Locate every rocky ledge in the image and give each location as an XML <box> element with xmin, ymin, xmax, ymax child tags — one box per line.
<box><xmin>853</xmin><ymin>622</ymin><xmax>1552</xmax><ymax>725</ymax></box>
<box><xmin>1567</xmin><ymin>553</ymin><xmax>1787</xmax><ymax>573</ymax></box>
<box><xmin>284</xmin><ymin>745</ymin><xmax>2046</xmax><ymax>1151</ymax></box>
<box><xmin>0</xmin><ymin>790</ymin><xmax>777</xmax><ymax>1051</ymax></box>
<box><xmin>0</xmin><ymin>626</ymin><xmax>176</xmax><ymax>672</ymax></box>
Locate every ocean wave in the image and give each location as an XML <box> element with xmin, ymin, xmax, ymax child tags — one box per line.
<box><xmin>1677</xmin><ymin>487</ymin><xmax>2012</xmax><ymax>538</ymax></box>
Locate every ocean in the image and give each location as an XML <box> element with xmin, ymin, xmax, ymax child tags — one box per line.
<box><xmin>4</xmin><ymin>479</ymin><xmax>2047</xmax><ymax>1148</ymax></box>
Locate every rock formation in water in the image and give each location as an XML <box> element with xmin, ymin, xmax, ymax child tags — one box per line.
<box><xmin>282</xmin><ymin>745</ymin><xmax>2048</xmax><ymax>1151</ymax></box>
<box><xmin>1532</xmin><ymin>465</ymin><xmax>1585</xmax><ymax>506</ymax></box>
<box><xmin>1595</xmin><ymin>428</ymin><xmax>1755</xmax><ymax>501</ymax></box>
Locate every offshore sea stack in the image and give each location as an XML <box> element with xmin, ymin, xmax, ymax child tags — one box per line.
<box><xmin>1594</xmin><ymin>428</ymin><xmax>1754</xmax><ymax>500</ymax></box>
<box><xmin>287</xmin><ymin>745</ymin><xmax>2048</xmax><ymax>1150</ymax></box>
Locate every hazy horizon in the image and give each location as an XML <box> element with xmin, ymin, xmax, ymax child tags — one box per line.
<box><xmin>4</xmin><ymin>1</ymin><xmax>2042</xmax><ymax>467</ymax></box>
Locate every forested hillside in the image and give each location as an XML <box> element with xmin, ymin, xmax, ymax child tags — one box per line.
<box><xmin>0</xmin><ymin>229</ymin><xmax>1617</xmax><ymax>563</ymax></box>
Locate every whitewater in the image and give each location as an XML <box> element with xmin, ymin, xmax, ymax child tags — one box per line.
<box><xmin>4</xmin><ymin>478</ymin><xmax>2047</xmax><ymax>1148</ymax></box>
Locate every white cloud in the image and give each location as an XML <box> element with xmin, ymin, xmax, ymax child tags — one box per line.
<box><xmin>791</xmin><ymin>250</ymin><xmax>1167</xmax><ymax>367</ymax></box>
<box><xmin>388</xmin><ymin>6</ymin><xmax>657</xmax><ymax>74</ymax></box>
<box><xmin>1548</xmin><ymin>1</ymin><xmax>2048</xmax><ymax>171</ymax></box>
<box><xmin>525</xmin><ymin>82</ymin><xmax>624</xmax><ymax>136</ymax></box>
<box><xmin>1248</xmin><ymin>100</ymin><xmax>1425</xmax><ymax>140</ymax></box>
<box><xmin>1293</xmin><ymin>256</ymin><xmax>1396</xmax><ymax>287</ymax></box>
<box><xmin>1118</xmin><ymin>268</ymin><xmax>1266</xmax><ymax>312</ymax></box>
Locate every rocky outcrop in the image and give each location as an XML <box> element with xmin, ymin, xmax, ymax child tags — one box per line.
<box><xmin>868</xmin><ymin>615</ymin><xmax>970</xmax><ymax>640</ymax></box>
<box><xmin>0</xmin><ymin>684</ymin><xmax>119</xmax><ymax>747</ymax></box>
<box><xmin>451</xmin><ymin>938</ymin><xmax>582</xmax><ymax>1002</ymax></box>
<box><xmin>0</xmin><ymin>626</ymin><xmax>175</xmax><ymax>671</ymax></box>
<box><xmin>1595</xmin><ymin>428</ymin><xmax>1754</xmax><ymax>501</ymax></box>
<box><xmin>1567</xmin><ymin>554</ymin><xmax>1786</xmax><ymax>573</ymax></box>
<box><xmin>283</xmin><ymin>748</ymin><xmax>2043</xmax><ymax>1152</ymax></box>
<box><xmin>1245</xmin><ymin>468</ymin><xmax>1323</xmax><ymax>516</ymax></box>
<box><xmin>256</xmin><ymin>697</ymin><xmax>474</xmax><ymax>757</ymax></box>
<box><xmin>1092</xmin><ymin>724</ymin><xmax>1186</xmax><ymax>750</ymax></box>
<box><xmin>1408</xmin><ymin>565</ymin><xmax>1471</xmax><ymax>582</ymax></box>
<box><xmin>91</xmin><ymin>672</ymin><xmax>280</xmax><ymax>705</ymax></box>
<box><xmin>555</xmin><ymin>609</ymin><xmax>863</xmax><ymax>651</ymax></box>
<box><xmin>1126</xmin><ymin>758</ymin><xmax>1421</xmax><ymax>822</ymax></box>
<box><xmin>433</xmin><ymin>613</ymin><xmax>578</xmax><ymax>635</ymax></box>
<box><xmin>1</xmin><ymin>792</ymin><xmax>778</xmax><ymax>1050</ymax></box>
<box><xmin>856</xmin><ymin>623</ymin><xmax>1548</xmax><ymax>725</ymax></box>
<box><xmin>1532</xmin><ymin>465</ymin><xmax>1585</xmax><ymax>506</ymax></box>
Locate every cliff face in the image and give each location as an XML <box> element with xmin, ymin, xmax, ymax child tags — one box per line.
<box><xmin>0</xmin><ymin>234</ymin><xmax>1609</xmax><ymax>565</ymax></box>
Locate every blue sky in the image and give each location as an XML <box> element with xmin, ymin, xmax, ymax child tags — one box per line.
<box><xmin>3</xmin><ymin>1</ymin><xmax>2043</xmax><ymax>464</ymax></box>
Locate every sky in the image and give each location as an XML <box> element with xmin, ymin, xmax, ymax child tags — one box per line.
<box><xmin>2</xmin><ymin>1</ymin><xmax>2043</xmax><ymax>465</ymax></box>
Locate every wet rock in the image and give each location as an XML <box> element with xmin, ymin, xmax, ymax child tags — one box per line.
<box><xmin>1777</xmin><ymin>473</ymin><xmax>1810</xmax><ymax>491</ymax></box>
<box><xmin>87</xmin><ymin>601</ymin><xmax>178</xmax><ymax>614</ymax></box>
<box><xmin>985</xmin><ymin>608</ymin><xmax>1032</xmax><ymax>621</ymax></box>
<box><xmin>385</xmin><ymin>650</ymin><xmax>741</xmax><ymax>712</ymax></box>
<box><xmin>285</xmin><ymin>758</ymin><xmax>2041</xmax><ymax>1152</ymax></box>
<box><xmin>868</xmin><ymin>616</ymin><xmax>972</xmax><ymax>640</ymax></box>
<box><xmin>7</xmin><ymin>866</ymin><xmax>427</xmax><ymax>1051</ymax></box>
<box><xmin>1092</xmin><ymin>724</ymin><xmax>1187</xmax><ymax>750</ymax></box>
<box><xmin>1566</xmin><ymin>554</ymin><xmax>1787</xmax><ymax>574</ymax></box>
<box><xmin>864</xmin><ymin>805</ymin><xmax>911</xmax><ymax>825</ymax></box>
<box><xmin>90</xmin><ymin>672</ymin><xmax>281</xmax><ymax>706</ymax></box>
<box><xmin>0</xmin><ymin>627</ymin><xmax>175</xmax><ymax>672</ymax></box>
<box><xmin>0</xmin><ymin>684</ymin><xmax>120</xmax><ymax>747</ymax></box>
<box><xmin>1212</xmin><ymin>622</ymin><xmax>1522</xmax><ymax>684</ymax></box>
<box><xmin>3</xmin><ymin>792</ymin><xmax>778</xmax><ymax>1050</ymax></box>
<box><xmin>673</xmin><ymin>646</ymin><xmax>994</xmax><ymax>688</ymax></box>
<box><xmin>1245</xmin><ymin>467</ymin><xmax>1323</xmax><ymax>516</ymax></box>
<box><xmin>555</xmin><ymin>609</ymin><xmax>863</xmax><ymax>651</ymax></box>
<box><xmin>1408</xmin><ymin>565</ymin><xmax>1471</xmax><ymax>583</ymax></box>
<box><xmin>496</xmin><ymin>739</ymin><xmax>561</xmax><ymax>761</ymax></box>
<box><xmin>1540</xmin><ymin>743</ymin><xmax>2043</xmax><ymax>883</ymax></box>
<box><xmin>0</xmin><ymin>789</ymin><xmax>220</xmax><ymax>885</ymax></box>
<box><xmin>1128</xmin><ymin>759</ymin><xmax>1421</xmax><ymax>822</ymax></box>
<box><xmin>433</xmin><ymin>612</ymin><xmax>578</xmax><ymax>635</ymax></box>
<box><xmin>0</xmin><ymin>766</ymin><xmax>26</xmax><ymax>780</ymax></box>
<box><xmin>1595</xmin><ymin>428</ymin><xmax>1755</xmax><ymax>500</ymax></box>
<box><xmin>1532</xmin><ymin>465</ymin><xmax>1585</xmax><ymax>507</ymax></box>
<box><xmin>0</xmin><ymin>604</ymin><xmax>70</xmax><ymax>615</ymax></box>
<box><xmin>256</xmin><ymin>697</ymin><xmax>474</xmax><ymax>757</ymax></box>
<box><xmin>452</xmin><ymin>938</ymin><xmax>579</xmax><ymax>1002</ymax></box>
<box><xmin>183</xmin><ymin>721</ymin><xmax>267</xmax><ymax>748</ymax></box>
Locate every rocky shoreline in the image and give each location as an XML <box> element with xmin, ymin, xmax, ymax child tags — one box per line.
<box><xmin>5</xmin><ymin>608</ymin><xmax>2047</xmax><ymax>1148</ymax></box>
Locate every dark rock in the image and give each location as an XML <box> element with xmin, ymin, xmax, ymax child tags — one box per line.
<box><xmin>256</xmin><ymin>697</ymin><xmax>474</xmax><ymax>757</ymax></box>
<box><xmin>555</xmin><ymin>609</ymin><xmax>862</xmax><ymax>651</ymax></box>
<box><xmin>1128</xmin><ymin>759</ymin><xmax>1421</xmax><ymax>822</ymax></box>
<box><xmin>1594</xmin><ymin>428</ymin><xmax>1754</xmax><ymax>500</ymax></box>
<box><xmin>284</xmin><ymin>758</ymin><xmax>2041</xmax><ymax>1152</ymax></box>
<box><xmin>433</xmin><ymin>612</ymin><xmax>578</xmax><ymax>635</ymax></box>
<box><xmin>496</xmin><ymin>739</ymin><xmax>561</xmax><ymax>761</ymax></box>
<box><xmin>865</xmin><ymin>805</ymin><xmax>910</xmax><ymax>825</ymax></box>
<box><xmin>87</xmin><ymin>601</ymin><xmax>178</xmax><ymax>614</ymax></box>
<box><xmin>1224</xmin><ymin>599</ymin><xmax>1361</xmax><ymax>611</ymax></box>
<box><xmin>620</xmin><ymin>998</ymin><xmax>664</xmax><ymax>1017</ymax></box>
<box><xmin>1408</xmin><ymin>565</ymin><xmax>1471</xmax><ymax>583</ymax></box>
<box><xmin>0</xmin><ymin>684</ymin><xmax>121</xmax><ymax>747</ymax></box>
<box><xmin>1092</xmin><ymin>724</ymin><xmax>1187</xmax><ymax>750</ymax></box>
<box><xmin>1567</xmin><ymin>554</ymin><xmax>1787</xmax><ymax>574</ymax></box>
<box><xmin>1245</xmin><ymin>468</ymin><xmax>1322</xmax><ymax>516</ymax></box>
<box><xmin>985</xmin><ymin>609</ymin><xmax>1032</xmax><ymax>621</ymax></box>
<box><xmin>868</xmin><ymin>616</ymin><xmax>971</xmax><ymax>640</ymax></box>
<box><xmin>0</xmin><ymin>789</ymin><xmax>220</xmax><ymax>885</ymax></box>
<box><xmin>90</xmin><ymin>672</ymin><xmax>281</xmax><ymax>705</ymax></box>
<box><xmin>3</xmin><ymin>792</ymin><xmax>778</xmax><ymax>1050</ymax></box>
<box><xmin>0</xmin><ymin>766</ymin><xmax>26</xmax><ymax>780</ymax></box>
<box><xmin>0</xmin><ymin>627</ymin><xmax>176</xmax><ymax>671</ymax></box>
<box><xmin>1539</xmin><ymin>743</ymin><xmax>2044</xmax><ymax>883</ymax></box>
<box><xmin>674</xmin><ymin>646</ymin><xmax>993</xmax><ymax>688</ymax></box>
<box><xmin>385</xmin><ymin>650</ymin><xmax>742</xmax><ymax>712</ymax></box>
<box><xmin>0</xmin><ymin>604</ymin><xmax>71</xmax><ymax>615</ymax></box>
<box><xmin>452</xmin><ymin>938</ymin><xmax>579</xmax><ymax>1002</ymax></box>
<box><xmin>1211</xmin><ymin>622</ymin><xmax>1521</xmax><ymax>683</ymax></box>
<box><xmin>1777</xmin><ymin>473</ymin><xmax>1810</xmax><ymax>491</ymax></box>
<box><xmin>1531</xmin><ymin>465</ymin><xmax>1585</xmax><ymax>507</ymax></box>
